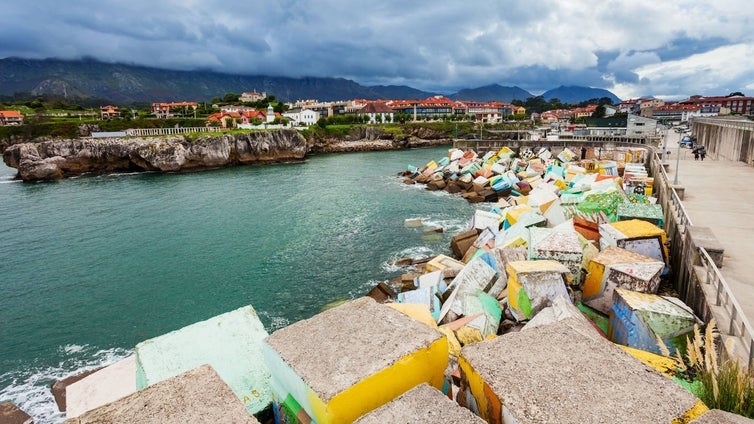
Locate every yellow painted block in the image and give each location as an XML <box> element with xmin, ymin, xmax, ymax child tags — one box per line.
<box><xmin>673</xmin><ymin>401</ymin><xmax>709</xmax><ymax>424</ymax></box>
<box><xmin>426</xmin><ymin>160</ymin><xmax>438</xmax><ymax>169</ymax></box>
<box><xmin>618</xmin><ymin>345</ymin><xmax>680</xmax><ymax>379</ymax></box>
<box><xmin>554</xmin><ymin>179</ymin><xmax>568</xmax><ymax>190</ymax></box>
<box><xmin>387</xmin><ymin>303</ymin><xmax>438</xmax><ymax>329</ymax></box>
<box><xmin>308</xmin><ymin>337</ymin><xmax>449</xmax><ymax>424</ymax></box>
<box><xmin>501</xmin><ymin>236</ymin><xmax>527</xmax><ymax>249</ymax></box>
<box><xmin>505</xmin><ymin>205</ymin><xmax>533</xmax><ymax>226</ymax></box>
<box><xmin>506</xmin><ymin>268</ymin><xmax>524</xmax><ymax>314</ymax></box>
<box><xmin>459</xmin><ymin>355</ymin><xmax>502</xmax><ymax>424</ymax></box>
<box><xmin>582</xmin><ymin>258</ymin><xmax>607</xmax><ymax>300</ymax></box>
<box><xmin>438</xmin><ymin>325</ymin><xmax>462</xmax><ymax>357</ymax></box>
<box><xmin>426</xmin><ymin>254</ymin><xmax>466</xmax><ymax>273</ymax></box>
<box><xmin>609</xmin><ymin>219</ymin><xmax>669</xmax><ymax>262</ymax></box>
<box><xmin>455</xmin><ymin>325</ymin><xmax>484</xmax><ymax>346</ymax></box>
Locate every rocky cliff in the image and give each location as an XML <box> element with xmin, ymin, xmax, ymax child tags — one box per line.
<box><xmin>3</xmin><ymin>129</ymin><xmax>308</xmax><ymax>181</ymax></box>
<box><xmin>309</xmin><ymin>126</ymin><xmax>451</xmax><ymax>153</ymax></box>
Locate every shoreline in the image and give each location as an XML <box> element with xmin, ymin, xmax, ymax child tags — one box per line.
<box><xmin>2</xmin><ymin>130</ymin><xmax>451</xmax><ymax>182</ymax></box>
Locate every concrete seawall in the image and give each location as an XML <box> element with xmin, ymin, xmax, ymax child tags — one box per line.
<box><xmin>692</xmin><ymin>117</ymin><xmax>754</xmax><ymax>163</ymax></box>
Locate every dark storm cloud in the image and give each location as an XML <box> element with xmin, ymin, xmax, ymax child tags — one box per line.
<box><xmin>1</xmin><ymin>0</ymin><xmax>753</xmax><ymax>98</ymax></box>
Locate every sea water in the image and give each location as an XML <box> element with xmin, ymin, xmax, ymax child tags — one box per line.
<box><xmin>0</xmin><ymin>145</ymin><xmax>479</xmax><ymax>422</ymax></box>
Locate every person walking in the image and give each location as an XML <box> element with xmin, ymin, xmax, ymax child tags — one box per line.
<box><xmin>700</xmin><ymin>146</ymin><xmax>706</xmax><ymax>161</ymax></box>
<box><xmin>693</xmin><ymin>147</ymin><xmax>700</xmax><ymax>160</ymax></box>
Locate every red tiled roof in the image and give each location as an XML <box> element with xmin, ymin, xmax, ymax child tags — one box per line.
<box><xmin>0</xmin><ymin>110</ymin><xmax>23</xmax><ymax>118</ymax></box>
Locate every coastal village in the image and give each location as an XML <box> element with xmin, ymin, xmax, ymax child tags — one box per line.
<box><xmin>4</xmin><ymin>124</ymin><xmax>754</xmax><ymax>422</ymax></box>
<box><xmin>2</xmin><ymin>91</ymin><xmax>753</xmax><ymax>132</ymax></box>
<box><xmin>3</xmin><ymin>90</ymin><xmax>754</xmax><ymax>422</ymax></box>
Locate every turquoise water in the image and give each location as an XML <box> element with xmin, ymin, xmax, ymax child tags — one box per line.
<box><xmin>0</xmin><ymin>146</ymin><xmax>479</xmax><ymax>422</ymax></box>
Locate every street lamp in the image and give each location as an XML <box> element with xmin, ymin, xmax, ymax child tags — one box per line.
<box><xmin>673</xmin><ymin>135</ymin><xmax>683</xmax><ymax>185</ymax></box>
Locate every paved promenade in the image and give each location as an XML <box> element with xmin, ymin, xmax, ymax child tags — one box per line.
<box><xmin>662</xmin><ymin>141</ymin><xmax>754</xmax><ymax>328</ymax></box>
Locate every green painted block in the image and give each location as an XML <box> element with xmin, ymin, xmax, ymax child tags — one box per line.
<box><xmin>135</xmin><ymin>305</ymin><xmax>272</xmax><ymax>414</ymax></box>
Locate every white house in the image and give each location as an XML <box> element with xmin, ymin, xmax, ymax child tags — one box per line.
<box><xmin>283</xmin><ymin>108</ymin><xmax>320</xmax><ymax>126</ymax></box>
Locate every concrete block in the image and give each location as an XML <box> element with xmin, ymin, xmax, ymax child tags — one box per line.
<box><xmin>471</xmin><ymin>209</ymin><xmax>501</xmax><ymax>231</ymax></box>
<box><xmin>353</xmin><ymin>383</ymin><xmax>485</xmax><ymax>424</ymax></box>
<box><xmin>506</xmin><ymin>260</ymin><xmax>571</xmax><ymax>321</ymax></box>
<box><xmin>134</xmin><ymin>304</ymin><xmax>271</xmax><ymax>414</ymax></box>
<box><xmin>263</xmin><ymin>297</ymin><xmax>448</xmax><ymax>424</ymax></box>
<box><xmin>438</xmin><ymin>257</ymin><xmax>498</xmax><ymax>324</ymax></box>
<box><xmin>522</xmin><ymin>295</ymin><xmax>590</xmax><ymax>331</ymax></box>
<box><xmin>425</xmin><ymin>254</ymin><xmax>465</xmax><ymax>274</ymax></box>
<box><xmin>617</xmin><ymin>203</ymin><xmax>665</xmax><ymax>227</ymax></box>
<box><xmin>689</xmin><ymin>226</ymin><xmax>725</xmax><ymax>268</ymax></box>
<box><xmin>458</xmin><ymin>317</ymin><xmax>702</xmax><ymax>424</ymax></box>
<box><xmin>397</xmin><ymin>286</ymin><xmax>441</xmax><ymax>322</ymax></box>
<box><xmin>0</xmin><ymin>402</ymin><xmax>32</xmax><ymax>424</ymax></box>
<box><xmin>599</xmin><ymin>219</ymin><xmax>669</xmax><ymax>264</ymax></box>
<box><xmin>450</xmin><ymin>228</ymin><xmax>479</xmax><ymax>259</ymax></box>
<box><xmin>365</xmin><ymin>281</ymin><xmax>396</xmax><ymax>303</ymax></box>
<box><xmin>691</xmin><ymin>409</ymin><xmax>754</xmax><ymax>423</ymax></box>
<box><xmin>65</xmin><ymin>365</ymin><xmax>258</xmax><ymax>424</ymax></box>
<box><xmin>609</xmin><ymin>288</ymin><xmax>699</xmax><ymax>355</ymax></box>
<box><xmin>453</xmin><ymin>291</ymin><xmax>502</xmax><ymax>344</ymax></box>
<box><xmin>582</xmin><ymin>246</ymin><xmax>665</xmax><ymax>315</ymax></box>
<box><xmin>66</xmin><ymin>356</ymin><xmax>137</xmax><ymax>419</ymax></box>
<box><xmin>529</xmin><ymin>227</ymin><xmax>583</xmax><ymax>285</ymax></box>
<box><xmin>52</xmin><ymin>367</ymin><xmax>102</xmax><ymax>412</ymax></box>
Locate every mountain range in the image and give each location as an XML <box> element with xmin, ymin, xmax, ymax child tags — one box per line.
<box><xmin>0</xmin><ymin>57</ymin><xmax>621</xmax><ymax>105</ymax></box>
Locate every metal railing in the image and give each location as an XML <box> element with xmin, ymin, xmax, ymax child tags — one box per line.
<box><xmin>124</xmin><ymin>126</ymin><xmax>227</xmax><ymax>137</ymax></box>
<box><xmin>650</xmin><ymin>148</ymin><xmax>754</xmax><ymax>368</ymax></box>
<box><xmin>691</xmin><ymin>117</ymin><xmax>754</xmax><ymax>131</ymax></box>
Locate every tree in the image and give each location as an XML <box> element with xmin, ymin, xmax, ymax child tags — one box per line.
<box><xmin>223</xmin><ymin>93</ymin><xmax>239</xmax><ymax>103</ymax></box>
<box><xmin>591</xmin><ymin>105</ymin><xmax>606</xmax><ymax>118</ymax></box>
<box><xmin>728</xmin><ymin>92</ymin><xmax>745</xmax><ymax>97</ymax></box>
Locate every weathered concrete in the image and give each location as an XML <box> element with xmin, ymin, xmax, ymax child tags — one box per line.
<box><xmin>135</xmin><ymin>305</ymin><xmax>271</xmax><ymax>415</ymax></box>
<box><xmin>0</xmin><ymin>402</ymin><xmax>32</xmax><ymax>424</ymax></box>
<box><xmin>263</xmin><ymin>297</ymin><xmax>448</xmax><ymax>424</ymax></box>
<box><xmin>609</xmin><ymin>288</ymin><xmax>698</xmax><ymax>355</ymax></box>
<box><xmin>663</xmin><ymin>147</ymin><xmax>754</xmax><ymax>339</ymax></box>
<box><xmin>66</xmin><ymin>356</ymin><xmax>137</xmax><ymax>419</ymax></box>
<box><xmin>688</xmin><ymin>226</ymin><xmax>725</xmax><ymax>268</ymax></box>
<box><xmin>64</xmin><ymin>365</ymin><xmax>259</xmax><ymax>424</ymax></box>
<box><xmin>353</xmin><ymin>383</ymin><xmax>485</xmax><ymax>424</ymax></box>
<box><xmin>51</xmin><ymin>367</ymin><xmax>102</xmax><ymax>413</ymax></box>
<box><xmin>582</xmin><ymin>246</ymin><xmax>664</xmax><ymax>315</ymax></box>
<box><xmin>459</xmin><ymin>316</ymin><xmax>702</xmax><ymax>424</ymax></box>
<box><xmin>692</xmin><ymin>118</ymin><xmax>754</xmax><ymax>164</ymax></box>
<box><xmin>691</xmin><ymin>409</ymin><xmax>754</xmax><ymax>423</ymax></box>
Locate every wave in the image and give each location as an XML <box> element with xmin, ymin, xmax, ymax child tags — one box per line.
<box><xmin>0</xmin><ymin>344</ymin><xmax>132</xmax><ymax>424</ymax></box>
<box><xmin>381</xmin><ymin>245</ymin><xmax>436</xmax><ymax>273</ymax></box>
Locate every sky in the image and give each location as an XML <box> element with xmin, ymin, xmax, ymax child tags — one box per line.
<box><xmin>0</xmin><ymin>0</ymin><xmax>752</xmax><ymax>101</ymax></box>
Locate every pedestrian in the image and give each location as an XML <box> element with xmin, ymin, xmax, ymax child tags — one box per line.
<box><xmin>700</xmin><ymin>147</ymin><xmax>706</xmax><ymax>161</ymax></box>
<box><xmin>694</xmin><ymin>150</ymin><xmax>699</xmax><ymax>160</ymax></box>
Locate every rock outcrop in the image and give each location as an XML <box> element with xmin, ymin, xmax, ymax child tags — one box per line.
<box><xmin>3</xmin><ymin>129</ymin><xmax>308</xmax><ymax>181</ymax></box>
<box><xmin>308</xmin><ymin>126</ymin><xmax>450</xmax><ymax>153</ymax></box>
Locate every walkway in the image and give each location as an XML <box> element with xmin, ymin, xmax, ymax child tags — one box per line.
<box><xmin>663</xmin><ymin>136</ymin><xmax>754</xmax><ymax>327</ymax></box>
